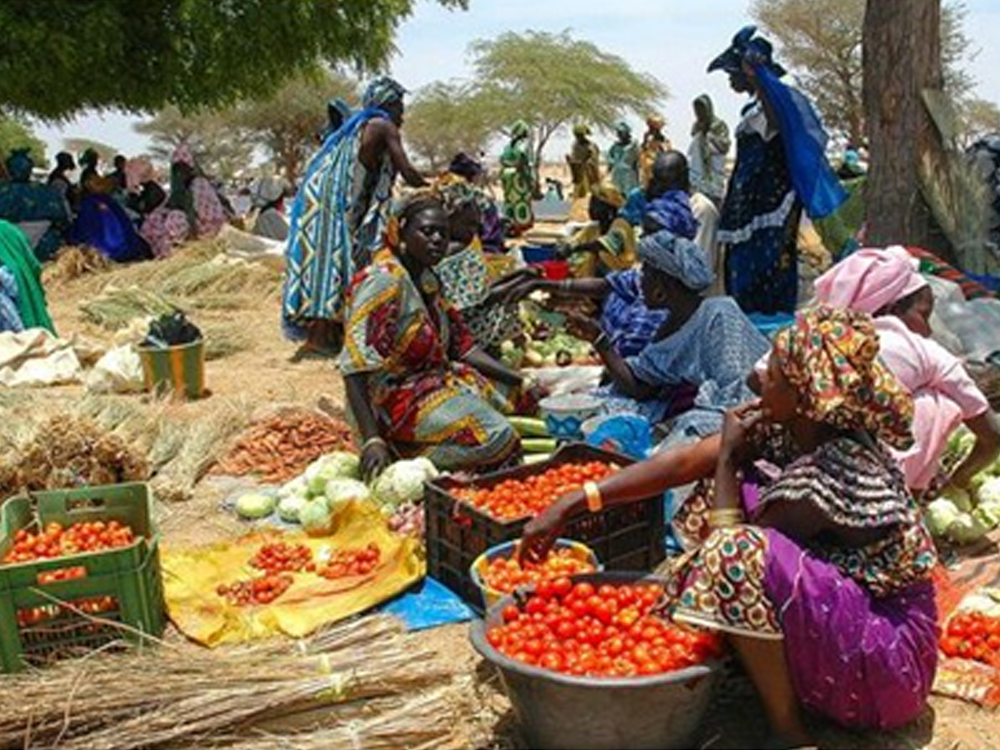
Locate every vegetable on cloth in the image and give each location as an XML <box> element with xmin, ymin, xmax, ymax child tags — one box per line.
<box><xmin>162</xmin><ymin>500</ymin><xmax>424</xmax><ymax>646</ymax></box>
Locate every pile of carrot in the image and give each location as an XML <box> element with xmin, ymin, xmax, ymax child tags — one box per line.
<box><xmin>213</xmin><ymin>411</ymin><xmax>356</xmax><ymax>484</ymax></box>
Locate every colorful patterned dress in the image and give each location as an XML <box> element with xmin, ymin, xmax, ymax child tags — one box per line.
<box><xmin>669</xmin><ymin>429</ymin><xmax>939</xmax><ymax>731</ymax></box>
<box><xmin>339</xmin><ymin>248</ymin><xmax>520</xmax><ymax>471</ymax></box>
<box><xmin>718</xmin><ymin>102</ymin><xmax>801</xmax><ymax>314</ymax></box>
<box><xmin>499</xmin><ymin>141</ymin><xmax>535</xmax><ymax>235</ymax></box>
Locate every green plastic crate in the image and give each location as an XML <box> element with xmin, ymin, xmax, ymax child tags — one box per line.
<box><xmin>0</xmin><ymin>483</ymin><xmax>165</xmax><ymax>672</ymax></box>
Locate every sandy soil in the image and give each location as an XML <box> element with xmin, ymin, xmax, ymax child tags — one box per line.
<box><xmin>30</xmin><ymin>258</ymin><xmax>1000</xmax><ymax>750</ymax></box>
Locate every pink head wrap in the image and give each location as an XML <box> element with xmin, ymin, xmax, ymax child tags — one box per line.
<box><xmin>172</xmin><ymin>143</ymin><xmax>196</xmax><ymax>168</ymax></box>
<box><xmin>813</xmin><ymin>246</ymin><xmax>929</xmax><ymax>315</ymax></box>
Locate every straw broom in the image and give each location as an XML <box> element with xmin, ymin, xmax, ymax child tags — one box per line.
<box><xmin>0</xmin><ymin>616</ymin><xmax>457</xmax><ymax>750</ymax></box>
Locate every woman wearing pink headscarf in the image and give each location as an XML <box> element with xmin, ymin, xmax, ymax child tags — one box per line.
<box><xmin>813</xmin><ymin>246</ymin><xmax>1000</xmax><ymax>493</ymax></box>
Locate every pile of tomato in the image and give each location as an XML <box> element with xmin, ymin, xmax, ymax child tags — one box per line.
<box><xmin>486</xmin><ymin>579</ymin><xmax>723</xmax><ymax>677</ymax></box>
<box><xmin>481</xmin><ymin>548</ymin><xmax>597</xmax><ymax>595</ymax></box>
<box><xmin>217</xmin><ymin>574</ymin><xmax>294</xmax><ymax>606</ymax></box>
<box><xmin>940</xmin><ymin>610</ymin><xmax>1000</xmax><ymax>665</ymax></box>
<box><xmin>249</xmin><ymin>542</ymin><xmax>314</xmax><ymax>574</ymax></box>
<box><xmin>3</xmin><ymin>521</ymin><xmax>136</xmax><ymax>565</ymax></box>
<box><xmin>454</xmin><ymin>461</ymin><xmax>617</xmax><ymax>521</ymax></box>
<box><xmin>316</xmin><ymin>542</ymin><xmax>381</xmax><ymax>580</ymax></box>
<box><xmin>17</xmin><ymin>595</ymin><xmax>117</xmax><ymax>627</ymax></box>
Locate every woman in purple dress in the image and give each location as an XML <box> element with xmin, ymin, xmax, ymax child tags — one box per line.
<box><xmin>521</xmin><ymin>306</ymin><xmax>938</xmax><ymax>748</ymax></box>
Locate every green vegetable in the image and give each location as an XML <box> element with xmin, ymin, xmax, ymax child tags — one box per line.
<box><xmin>973</xmin><ymin>499</ymin><xmax>1000</xmax><ymax>530</ymax></box>
<box><xmin>372</xmin><ymin>458</ymin><xmax>438</xmax><ymax>511</ymax></box>
<box><xmin>300</xmin><ymin>500</ymin><xmax>335</xmax><ymax>537</ymax></box>
<box><xmin>324</xmin><ymin>478</ymin><xmax>371</xmax><ymax>510</ymax></box>
<box><xmin>509</xmin><ymin>416</ymin><xmax>549</xmax><ymax>437</ymax></box>
<box><xmin>305</xmin><ymin>451</ymin><xmax>361</xmax><ymax>494</ymax></box>
<box><xmin>948</xmin><ymin>512</ymin><xmax>990</xmax><ymax>545</ymax></box>
<box><xmin>940</xmin><ymin>486</ymin><xmax>973</xmax><ymax>513</ymax></box>
<box><xmin>925</xmin><ymin>498</ymin><xmax>960</xmax><ymax>537</ymax></box>
<box><xmin>277</xmin><ymin>494</ymin><xmax>307</xmax><ymax>523</ymax></box>
<box><xmin>977</xmin><ymin>476</ymin><xmax>1000</xmax><ymax>506</ymax></box>
<box><xmin>236</xmin><ymin>492</ymin><xmax>276</xmax><ymax>520</ymax></box>
<box><xmin>522</xmin><ymin>437</ymin><xmax>558</xmax><ymax>454</ymax></box>
<box><xmin>523</xmin><ymin>453</ymin><xmax>551</xmax><ymax>465</ymax></box>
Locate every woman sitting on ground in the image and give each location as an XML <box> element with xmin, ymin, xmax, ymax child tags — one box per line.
<box><xmin>522</xmin><ymin>305</ymin><xmax>938</xmax><ymax>747</ymax></box>
<box><xmin>559</xmin><ymin>183</ymin><xmax>637</xmax><ymax>278</ymax></box>
<box><xmin>0</xmin><ymin>220</ymin><xmax>55</xmax><ymax>334</ymax></box>
<box><xmin>807</xmin><ymin>245</ymin><xmax>1000</xmax><ymax>495</ymax></box>
<box><xmin>340</xmin><ymin>193</ymin><xmax>540</xmax><ymax>480</ymax></box>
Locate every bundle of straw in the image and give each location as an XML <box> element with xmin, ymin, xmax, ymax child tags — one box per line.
<box><xmin>0</xmin><ymin>616</ymin><xmax>462</xmax><ymax>750</ymax></box>
<box><xmin>79</xmin><ymin>286</ymin><xmax>181</xmax><ymax>330</ymax></box>
<box><xmin>43</xmin><ymin>245</ymin><xmax>111</xmax><ymax>285</ymax></box>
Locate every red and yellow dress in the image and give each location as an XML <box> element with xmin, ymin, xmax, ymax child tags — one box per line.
<box><xmin>339</xmin><ymin>248</ymin><xmax>520</xmax><ymax>471</ymax></box>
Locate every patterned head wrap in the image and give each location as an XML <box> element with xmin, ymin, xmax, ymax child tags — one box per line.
<box><xmin>708</xmin><ymin>25</ymin><xmax>787</xmax><ymax>77</ymax></box>
<box><xmin>814</xmin><ymin>246</ymin><xmax>928</xmax><ymax>315</ymax></box>
<box><xmin>510</xmin><ymin>121</ymin><xmax>530</xmax><ymax>140</ymax></box>
<box><xmin>638</xmin><ymin>229</ymin><xmax>714</xmax><ymax>292</ymax></box>
<box><xmin>772</xmin><ymin>306</ymin><xmax>914</xmax><ymax>449</ymax></box>
<box><xmin>448</xmin><ymin>152</ymin><xmax>483</xmax><ymax>181</ymax></box>
<box><xmin>436</xmin><ymin>176</ymin><xmax>480</xmax><ymax>215</ymax></box>
<box><xmin>384</xmin><ymin>188</ymin><xmax>444</xmax><ymax>251</ymax></box>
<box><xmin>590</xmin><ymin>183</ymin><xmax>626</xmax><ymax>209</ymax></box>
<box><xmin>646</xmin><ymin>115</ymin><xmax>665</xmax><ymax>130</ymax></box>
<box><xmin>363</xmin><ymin>76</ymin><xmax>407</xmax><ymax>110</ymax></box>
<box><xmin>615</xmin><ymin>121</ymin><xmax>631</xmax><ymax>135</ymax></box>
<box><xmin>4</xmin><ymin>149</ymin><xmax>33</xmax><ymax>182</ymax></box>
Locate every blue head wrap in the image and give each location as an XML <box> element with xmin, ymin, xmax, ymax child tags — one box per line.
<box><xmin>708</xmin><ymin>25</ymin><xmax>786</xmax><ymax>77</ymax></box>
<box><xmin>362</xmin><ymin>76</ymin><xmax>407</xmax><ymax>110</ymax></box>
<box><xmin>638</xmin><ymin>229</ymin><xmax>714</xmax><ymax>292</ymax></box>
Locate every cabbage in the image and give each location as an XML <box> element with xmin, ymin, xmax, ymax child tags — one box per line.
<box><xmin>324</xmin><ymin>478</ymin><xmax>371</xmax><ymax>510</ymax></box>
<box><xmin>372</xmin><ymin>458</ymin><xmax>438</xmax><ymax>511</ymax></box>
<box><xmin>277</xmin><ymin>476</ymin><xmax>308</xmax><ymax>501</ymax></box>
<box><xmin>925</xmin><ymin>498</ymin><xmax>961</xmax><ymax>537</ymax></box>
<box><xmin>977</xmin><ymin>476</ymin><xmax>1000</xmax><ymax>506</ymax></box>
<box><xmin>940</xmin><ymin>485</ymin><xmax>973</xmax><ymax>513</ymax></box>
<box><xmin>278</xmin><ymin>494</ymin><xmax>308</xmax><ymax>523</ymax></box>
<box><xmin>236</xmin><ymin>492</ymin><xmax>275</xmax><ymax>520</ymax></box>
<box><xmin>300</xmin><ymin>500</ymin><xmax>335</xmax><ymax>537</ymax></box>
<box><xmin>948</xmin><ymin>512</ymin><xmax>990</xmax><ymax>545</ymax></box>
<box><xmin>973</xmin><ymin>500</ymin><xmax>1000</xmax><ymax>530</ymax></box>
<box><xmin>947</xmin><ymin>428</ymin><xmax>976</xmax><ymax>462</ymax></box>
<box><xmin>304</xmin><ymin>452</ymin><xmax>361</xmax><ymax>495</ymax></box>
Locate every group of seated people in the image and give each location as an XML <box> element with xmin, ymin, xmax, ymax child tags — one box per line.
<box><xmin>339</xmin><ymin>147</ymin><xmax>998</xmax><ymax>747</ymax></box>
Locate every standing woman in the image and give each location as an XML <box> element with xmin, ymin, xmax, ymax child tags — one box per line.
<box><xmin>710</xmin><ymin>26</ymin><xmax>845</xmax><ymax>315</ymax></box>
<box><xmin>340</xmin><ymin>194</ymin><xmax>533</xmax><ymax>480</ymax></box>
<box><xmin>499</xmin><ymin>122</ymin><xmax>536</xmax><ymax>237</ymax></box>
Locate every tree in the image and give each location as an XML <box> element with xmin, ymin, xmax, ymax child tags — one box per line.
<box><xmin>63</xmin><ymin>138</ymin><xmax>118</xmax><ymax>163</ymax></box>
<box><xmin>958</xmin><ymin>98</ymin><xmax>1000</xmax><ymax>147</ymax></box>
<box><xmin>234</xmin><ymin>70</ymin><xmax>360</xmax><ymax>184</ymax></box>
<box><xmin>134</xmin><ymin>108</ymin><xmax>254</xmax><ymax>183</ymax></box>
<box><xmin>0</xmin><ymin>116</ymin><xmax>46</xmax><ymax>167</ymax></box>
<box><xmin>863</xmin><ymin>0</ymin><xmax>952</xmax><ymax>258</ymax></box>
<box><xmin>403</xmin><ymin>82</ymin><xmax>496</xmax><ymax>171</ymax></box>
<box><xmin>0</xmin><ymin>0</ymin><xmax>466</xmax><ymax>121</ymax></box>
<box><xmin>751</xmin><ymin>0</ymin><xmax>974</xmax><ymax>144</ymax></box>
<box><xmin>469</xmin><ymin>31</ymin><xmax>667</xmax><ymax>169</ymax></box>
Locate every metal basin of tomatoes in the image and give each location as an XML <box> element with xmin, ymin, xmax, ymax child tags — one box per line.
<box><xmin>470</xmin><ymin>572</ymin><xmax>719</xmax><ymax>750</ymax></box>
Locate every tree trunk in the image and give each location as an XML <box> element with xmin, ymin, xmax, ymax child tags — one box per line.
<box><xmin>863</xmin><ymin>0</ymin><xmax>954</xmax><ymax>262</ymax></box>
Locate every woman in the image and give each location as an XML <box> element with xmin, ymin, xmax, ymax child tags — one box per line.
<box><xmin>607</xmin><ymin>122</ymin><xmax>640</xmax><ymax>196</ymax></box>
<box><xmin>687</xmin><ymin>94</ymin><xmax>731</xmax><ymax>207</ymax></box>
<box><xmin>499</xmin><ymin>122</ymin><xmax>536</xmax><ymax>236</ymax></box>
<box><xmin>570</xmin><ymin>229</ymin><xmax>769</xmax><ymax>441</ymax></box>
<box><xmin>811</xmin><ymin>246</ymin><xmax>1000</xmax><ymax>493</ymax></box>
<box><xmin>250</xmin><ymin>176</ymin><xmax>289</xmax><ymax>242</ymax></box>
<box><xmin>447</xmin><ymin>152</ymin><xmax>504</xmax><ymax>254</ymax></box>
<box><xmin>0</xmin><ymin>150</ymin><xmax>72</xmax><ymax>262</ymax></box>
<box><xmin>523</xmin><ymin>306</ymin><xmax>938</xmax><ymax>746</ymax></box>
<box><xmin>71</xmin><ymin>159</ymin><xmax>149</xmax><ymax>263</ymax></box>
<box><xmin>566</xmin><ymin>124</ymin><xmax>601</xmax><ymax>199</ymax></box>
<box><xmin>340</xmin><ymin>194</ymin><xmax>535</xmax><ymax>479</ymax></box>
<box><xmin>0</xmin><ymin>220</ymin><xmax>54</xmax><ymax>333</ymax></box>
<box><xmin>639</xmin><ymin>116</ymin><xmax>671</xmax><ymax>188</ymax></box>
<box><xmin>560</xmin><ymin>184</ymin><xmax>636</xmax><ymax>278</ymax></box>
<box><xmin>168</xmin><ymin>144</ymin><xmax>227</xmax><ymax>242</ymax></box>
<box><xmin>139</xmin><ymin>182</ymin><xmax>191</xmax><ymax>259</ymax></box>
<box><xmin>709</xmin><ymin>26</ymin><xmax>845</xmax><ymax>314</ymax></box>
<box><xmin>435</xmin><ymin>179</ymin><xmax>524</xmax><ymax>353</ymax></box>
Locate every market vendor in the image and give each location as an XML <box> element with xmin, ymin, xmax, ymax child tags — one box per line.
<box><xmin>806</xmin><ymin>246</ymin><xmax>1000</xmax><ymax>495</ymax></box>
<box><xmin>571</xmin><ymin>229</ymin><xmax>768</xmax><ymax>445</ymax></box>
<box><xmin>339</xmin><ymin>192</ymin><xmax>538</xmax><ymax>480</ymax></box>
<box><xmin>558</xmin><ymin>183</ymin><xmax>636</xmax><ymax>278</ymax></box>
<box><xmin>521</xmin><ymin>306</ymin><xmax>938</xmax><ymax>746</ymax></box>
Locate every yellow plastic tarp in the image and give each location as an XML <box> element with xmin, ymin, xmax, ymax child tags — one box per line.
<box><xmin>161</xmin><ymin>501</ymin><xmax>425</xmax><ymax>647</ymax></box>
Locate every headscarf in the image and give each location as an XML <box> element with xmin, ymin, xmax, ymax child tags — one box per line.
<box><xmin>645</xmin><ymin>190</ymin><xmax>698</xmax><ymax>240</ymax></box>
<box><xmin>510</xmin><ymin>121</ymin><xmax>530</xmax><ymax>141</ymax></box>
<box><xmin>691</xmin><ymin>94</ymin><xmax>731</xmax><ymax>149</ymax></box>
<box><xmin>638</xmin><ymin>229</ymin><xmax>714</xmax><ymax>292</ymax></box>
<box><xmin>645</xmin><ymin>116</ymin><xmax>665</xmax><ymax>130</ymax></box>
<box><xmin>772</xmin><ymin>305</ymin><xmax>914</xmax><ymax>449</ymax></box>
<box><xmin>362</xmin><ymin>76</ymin><xmax>406</xmax><ymax>110</ymax></box>
<box><xmin>79</xmin><ymin>148</ymin><xmax>99</xmax><ymax>168</ymax></box>
<box><xmin>590</xmin><ymin>183</ymin><xmax>625</xmax><ymax>210</ymax></box>
<box><xmin>573</xmin><ymin>123</ymin><xmax>591</xmax><ymax>138</ymax></box>
<box><xmin>253</xmin><ymin>176</ymin><xmax>287</xmax><ymax>208</ymax></box>
<box><xmin>171</xmin><ymin>143</ymin><xmax>196</xmax><ymax>168</ymax></box>
<box><xmin>449</xmin><ymin>152</ymin><xmax>483</xmax><ymax>181</ymax></box>
<box><xmin>615</xmin><ymin>121</ymin><xmax>631</xmax><ymax>136</ymax></box>
<box><xmin>707</xmin><ymin>25</ymin><xmax>787</xmax><ymax>77</ymax></box>
<box><xmin>4</xmin><ymin>149</ymin><xmax>33</xmax><ymax>182</ymax></box>
<box><xmin>436</xmin><ymin>177</ymin><xmax>479</xmax><ymax>215</ymax></box>
<box><xmin>814</xmin><ymin>246</ymin><xmax>929</xmax><ymax>315</ymax></box>
<box><xmin>384</xmin><ymin>188</ymin><xmax>443</xmax><ymax>251</ymax></box>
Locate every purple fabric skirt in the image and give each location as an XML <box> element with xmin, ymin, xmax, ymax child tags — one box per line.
<box><xmin>763</xmin><ymin>528</ymin><xmax>939</xmax><ymax>730</ymax></box>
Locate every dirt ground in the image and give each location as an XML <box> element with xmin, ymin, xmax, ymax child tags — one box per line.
<box><xmin>29</xmin><ymin>259</ymin><xmax>1000</xmax><ymax>750</ymax></box>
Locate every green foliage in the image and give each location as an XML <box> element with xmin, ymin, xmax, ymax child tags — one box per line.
<box><xmin>469</xmin><ymin>30</ymin><xmax>667</xmax><ymax>166</ymax></box>
<box><xmin>0</xmin><ymin>117</ymin><xmax>47</xmax><ymax>168</ymax></box>
<box><xmin>0</xmin><ymin>0</ymin><xmax>467</xmax><ymax>121</ymax></box>
<box><xmin>403</xmin><ymin>82</ymin><xmax>496</xmax><ymax>171</ymax></box>
<box><xmin>62</xmin><ymin>138</ymin><xmax>119</xmax><ymax>164</ymax></box>
<box><xmin>134</xmin><ymin>108</ymin><xmax>253</xmax><ymax>182</ymax></box>
<box><xmin>959</xmin><ymin>98</ymin><xmax>1000</xmax><ymax>146</ymax></box>
<box><xmin>751</xmin><ymin>0</ymin><xmax>976</xmax><ymax>143</ymax></box>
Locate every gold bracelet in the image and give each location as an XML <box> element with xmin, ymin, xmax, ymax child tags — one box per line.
<box><xmin>583</xmin><ymin>481</ymin><xmax>603</xmax><ymax>513</ymax></box>
<box><xmin>708</xmin><ymin>508</ymin><xmax>743</xmax><ymax>528</ymax></box>
<box><xmin>362</xmin><ymin>436</ymin><xmax>387</xmax><ymax>452</ymax></box>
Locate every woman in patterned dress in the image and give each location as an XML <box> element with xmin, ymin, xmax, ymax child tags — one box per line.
<box><xmin>340</xmin><ymin>193</ymin><xmax>537</xmax><ymax>480</ymax></box>
<box><xmin>499</xmin><ymin>121</ymin><xmax>536</xmax><ymax>236</ymax></box>
<box><xmin>521</xmin><ymin>306</ymin><xmax>938</xmax><ymax>747</ymax></box>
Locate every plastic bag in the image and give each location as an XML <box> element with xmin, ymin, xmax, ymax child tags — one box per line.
<box><xmin>583</xmin><ymin>413</ymin><xmax>651</xmax><ymax>459</ymax></box>
<box><xmin>85</xmin><ymin>344</ymin><xmax>144</xmax><ymax>393</ymax></box>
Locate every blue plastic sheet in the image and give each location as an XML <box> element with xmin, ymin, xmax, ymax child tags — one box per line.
<box><xmin>379</xmin><ymin>577</ymin><xmax>474</xmax><ymax>632</ymax></box>
<box><xmin>584</xmin><ymin>413</ymin><xmax>652</xmax><ymax>459</ymax></box>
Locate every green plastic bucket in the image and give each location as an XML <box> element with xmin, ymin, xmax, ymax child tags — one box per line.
<box><xmin>137</xmin><ymin>338</ymin><xmax>205</xmax><ymax>399</ymax></box>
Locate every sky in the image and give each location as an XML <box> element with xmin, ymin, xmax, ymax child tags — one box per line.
<box><xmin>33</xmin><ymin>0</ymin><xmax>1000</xmax><ymax>165</ymax></box>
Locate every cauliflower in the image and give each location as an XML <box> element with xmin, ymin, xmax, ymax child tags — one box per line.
<box><xmin>977</xmin><ymin>476</ymin><xmax>1000</xmax><ymax>506</ymax></box>
<box><xmin>324</xmin><ymin>478</ymin><xmax>371</xmax><ymax>511</ymax></box>
<box><xmin>236</xmin><ymin>492</ymin><xmax>276</xmax><ymax>520</ymax></box>
<box><xmin>947</xmin><ymin>512</ymin><xmax>990</xmax><ymax>545</ymax></box>
<box><xmin>925</xmin><ymin>498</ymin><xmax>961</xmax><ymax>538</ymax></box>
<box><xmin>300</xmin><ymin>500</ymin><xmax>335</xmax><ymax>537</ymax></box>
<box><xmin>940</xmin><ymin>485</ymin><xmax>973</xmax><ymax>513</ymax></box>
<box><xmin>372</xmin><ymin>458</ymin><xmax>439</xmax><ymax>511</ymax></box>
<box><xmin>304</xmin><ymin>451</ymin><xmax>361</xmax><ymax>495</ymax></box>
<box><xmin>277</xmin><ymin>494</ymin><xmax>308</xmax><ymax>523</ymax></box>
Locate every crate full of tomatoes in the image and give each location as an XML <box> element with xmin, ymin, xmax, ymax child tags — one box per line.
<box><xmin>0</xmin><ymin>483</ymin><xmax>165</xmax><ymax>672</ymax></box>
<box><xmin>424</xmin><ymin>443</ymin><xmax>665</xmax><ymax>608</ymax></box>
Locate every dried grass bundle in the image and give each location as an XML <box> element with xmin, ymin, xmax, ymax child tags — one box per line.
<box><xmin>153</xmin><ymin>401</ymin><xmax>251</xmax><ymax>495</ymax></box>
<box><xmin>79</xmin><ymin>286</ymin><xmax>181</xmax><ymax>330</ymax></box>
<box><xmin>202</xmin><ymin>322</ymin><xmax>254</xmax><ymax>361</ymax></box>
<box><xmin>43</xmin><ymin>245</ymin><xmax>111</xmax><ymax>285</ymax></box>
<box><xmin>0</xmin><ymin>616</ymin><xmax>461</xmax><ymax>750</ymax></box>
